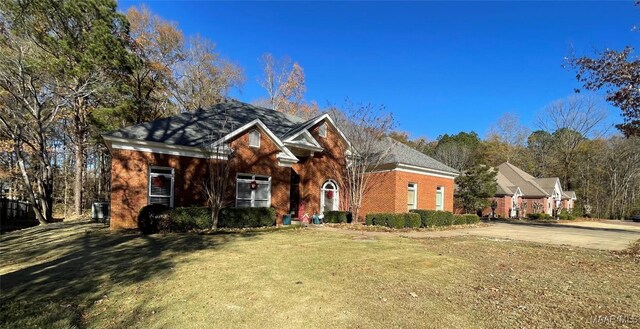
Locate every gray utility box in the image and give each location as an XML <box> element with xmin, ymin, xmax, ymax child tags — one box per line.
<box><xmin>92</xmin><ymin>202</ymin><xmax>110</xmax><ymax>222</ymax></box>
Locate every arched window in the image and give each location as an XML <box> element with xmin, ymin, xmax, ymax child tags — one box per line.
<box><xmin>321</xmin><ymin>180</ymin><xmax>339</xmax><ymax>213</ymax></box>
<box><xmin>249</xmin><ymin>129</ymin><xmax>260</xmax><ymax>148</ymax></box>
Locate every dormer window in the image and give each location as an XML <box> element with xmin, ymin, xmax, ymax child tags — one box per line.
<box><xmin>249</xmin><ymin>130</ymin><xmax>260</xmax><ymax>148</ymax></box>
<box><xmin>319</xmin><ymin>123</ymin><xmax>327</xmax><ymax>138</ymax></box>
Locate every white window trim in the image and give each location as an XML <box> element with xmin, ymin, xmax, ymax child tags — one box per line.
<box><xmin>407</xmin><ymin>183</ymin><xmax>418</xmax><ymax>210</ymax></box>
<box><xmin>236</xmin><ymin>173</ymin><xmax>271</xmax><ymax>208</ymax></box>
<box><xmin>320</xmin><ymin>179</ymin><xmax>339</xmax><ymax>213</ymax></box>
<box><xmin>249</xmin><ymin>129</ymin><xmax>260</xmax><ymax>148</ymax></box>
<box><xmin>435</xmin><ymin>186</ymin><xmax>444</xmax><ymax>211</ymax></box>
<box><xmin>148</xmin><ymin>166</ymin><xmax>175</xmax><ymax>208</ymax></box>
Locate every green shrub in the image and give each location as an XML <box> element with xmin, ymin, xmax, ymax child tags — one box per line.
<box><xmin>137</xmin><ymin>204</ymin><xmax>170</xmax><ymax>234</ymax></box>
<box><xmin>558</xmin><ymin>210</ymin><xmax>576</xmax><ymax>220</ymax></box>
<box><xmin>462</xmin><ymin>214</ymin><xmax>480</xmax><ymax>224</ymax></box>
<box><xmin>405</xmin><ymin>213</ymin><xmax>422</xmax><ymax>228</ymax></box>
<box><xmin>433</xmin><ymin>211</ymin><xmax>455</xmax><ymax>226</ymax></box>
<box><xmin>218</xmin><ymin>207</ymin><xmax>276</xmax><ymax>228</ymax></box>
<box><xmin>528</xmin><ymin>213</ymin><xmax>554</xmax><ymax>220</ymax></box>
<box><xmin>365</xmin><ymin>215</ymin><xmax>374</xmax><ymax>226</ymax></box>
<box><xmin>162</xmin><ymin>207</ymin><xmax>211</xmax><ymax>231</ymax></box>
<box><xmin>410</xmin><ymin>210</ymin><xmax>438</xmax><ymax>227</ymax></box>
<box><xmin>365</xmin><ymin>213</ymin><xmax>421</xmax><ymax>229</ymax></box>
<box><xmin>453</xmin><ymin>215</ymin><xmax>466</xmax><ymax>225</ymax></box>
<box><xmin>324</xmin><ymin>211</ymin><xmax>352</xmax><ymax>223</ymax></box>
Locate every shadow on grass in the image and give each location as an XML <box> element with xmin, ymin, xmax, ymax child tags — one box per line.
<box><xmin>0</xmin><ymin>221</ymin><xmax>265</xmax><ymax>328</ymax></box>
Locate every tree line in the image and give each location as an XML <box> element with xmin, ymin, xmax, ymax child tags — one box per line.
<box><xmin>390</xmin><ymin>95</ymin><xmax>640</xmax><ymax>219</ymax></box>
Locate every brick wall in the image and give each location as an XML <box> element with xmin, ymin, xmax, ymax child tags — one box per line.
<box><xmin>360</xmin><ymin>170</ymin><xmax>455</xmax><ymax>219</ymax></box>
<box><xmin>109</xmin><ymin>119</ymin><xmax>347</xmax><ymax>229</ymax></box>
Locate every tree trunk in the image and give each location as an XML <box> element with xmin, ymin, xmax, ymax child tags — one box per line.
<box><xmin>74</xmin><ymin>140</ymin><xmax>84</xmax><ymax>216</ymax></box>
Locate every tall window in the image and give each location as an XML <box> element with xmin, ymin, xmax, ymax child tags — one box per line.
<box><xmin>435</xmin><ymin>186</ymin><xmax>444</xmax><ymax>211</ymax></box>
<box><xmin>236</xmin><ymin>174</ymin><xmax>271</xmax><ymax>208</ymax></box>
<box><xmin>318</xmin><ymin>123</ymin><xmax>327</xmax><ymax>138</ymax></box>
<box><xmin>407</xmin><ymin>183</ymin><xmax>417</xmax><ymax>210</ymax></box>
<box><xmin>249</xmin><ymin>129</ymin><xmax>260</xmax><ymax>148</ymax></box>
<box><xmin>148</xmin><ymin>167</ymin><xmax>174</xmax><ymax>207</ymax></box>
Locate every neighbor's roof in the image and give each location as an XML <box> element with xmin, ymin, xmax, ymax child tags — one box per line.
<box><xmin>496</xmin><ymin>162</ymin><xmax>549</xmax><ymax>197</ymax></box>
<box><xmin>376</xmin><ymin>137</ymin><xmax>459</xmax><ymax>175</ymax></box>
<box><xmin>533</xmin><ymin>177</ymin><xmax>560</xmax><ymax>195</ymax></box>
<box><xmin>495</xmin><ymin>171</ymin><xmax>516</xmax><ymax>195</ymax></box>
<box><xmin>103</xmin><ymin>100</ymin><xmax>312</xmax><ymax>147</ymax></box>
<box><xmin>562</xmin><ymin>191</ymin><xmax>577</xmax><ymax>200</ymax></box>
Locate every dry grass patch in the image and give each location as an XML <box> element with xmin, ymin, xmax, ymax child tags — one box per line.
<box><xmin>1</xmin><ymin>222</ymin><xmax>638</xmax><ymax>328</ymax></box>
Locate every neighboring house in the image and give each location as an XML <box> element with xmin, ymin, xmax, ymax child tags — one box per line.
<box><xmin>488</xmin><ymin>162</ymin><xmax>576</xmax><ymax>218</ymax></box>
<box><xmin>103</xmin><ymin>100</ymin><xmax>349</xmax><ymax>229</ymax></box>
<box><xmin>360</xmin><ymin>137</ymin><xmax>459</xmax><ymax>216</ymax></box>
<box><xmin>103</xmin><ymin>100</ymin><xmax>458</xmax><ymax>229</ymax></box>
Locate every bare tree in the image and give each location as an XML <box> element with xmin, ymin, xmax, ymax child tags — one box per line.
<box><xmin>537</xmin><ymin>95</ymin><xmax>608</xmax><ymax>189</ymax></box>
<box><xmin>602</xmin><ymin>136</ymin><xmax>640</xmax><ymax>219</ymax></box>
<box><xmin>330</xmin><ymin>101</ymin><xmax>395</xmax><ymax>222</ymax></box>
<box><xmin>257</xmin><ymin>53</ymin><xmax>318</xmax><ymax>119</ymax></box>
<box><xmin>487</xmin><ymin>112</ymin><xmax>530</xmax><ymax>163</ymax></box>
<box><xmin>200</xmin><ymin>121</ymin><xmax>235</xmax><ymax>229</ymax></box>
<box><xmin>173</xmin><ymin>35</ymin><xmax>244</xmax><ymax>111</ymax></box>
<box><xmin>0</xmin><ymin>30</ymin><xmax>65</xmax><ymax>224</ymax></box>
<box><xmin>433</xmin><ymin>142</ymin><xmax>474</xmax><ymax>172</ymax></box>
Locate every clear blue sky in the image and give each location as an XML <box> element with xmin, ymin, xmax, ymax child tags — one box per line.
<box><xmin>118</xmin><ymin>1</ymin><xmax>638</xmax><ymax>140</ymax></box>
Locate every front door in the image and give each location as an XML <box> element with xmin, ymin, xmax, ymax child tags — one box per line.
<box><xmin>321</xmin><ymin>180</ymin><xmax>338</xmax><ymax>214</ymax></box>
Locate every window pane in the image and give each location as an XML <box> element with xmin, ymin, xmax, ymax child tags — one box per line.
<box><xmin>238</xmin><ymin>174</ymin><xmax>253</xmax><ymax>180</ymax></box>
<box><xmin>255</xmin><ymin>183</ymin><xmax>270</xmax><ymax>200</ymax></box>
<box><xmin>151</xmin><ymin>168</ymin><xmax>172</xmax><ymax>175</ymax></box>
<box><xmin>237</xmin><ymin>182</ymin><xmax>252</xmax><ymax>199</ymax></box>
<box><xmin>237</xmin><ymin>200</ymin><xmax>252</xmax><ymax>208</ymax></box>
<box><xmin>249</xmin><ymin>130</ymin><xmax>260</xmax><ymax>146</ymax></box>
<box><xmin>150</xmin><ymin>175</ymin><xmax>171</xmax><ymax>196</ymax></box>
<box><xmin>254</xmin><ymin>200</ymin><xmax>269</xmax><ymax>207</ymax></box>
<box><xmin>407</xmin><ymin>190</ymin><xmax>415</xmax><ymax>203</ymax></box>
<box><xmin>254</xmin><ymin>176</ymin><xmax>269</xmax><ymax>181</ymax></box>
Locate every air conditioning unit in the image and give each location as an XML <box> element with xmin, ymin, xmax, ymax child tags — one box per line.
<box><xmin>92</xmin><ymin>202</ymin><xmax>110</xmax><ymax>223</ymax></box>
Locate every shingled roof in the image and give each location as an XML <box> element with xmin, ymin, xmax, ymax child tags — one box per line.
<box><xmin>103</xmin><ymin>100</ymin><xmax>311</xmax><ymax>147</ymax></box>
<box><xmin>495</xmin><ymin>162</ymin><xmax>549</xmax><ymax>197</ymax></box>
<box><xmin>376</xmin><ymin>137</ymin><xmax>459</xmax><ymax>175</ymax></box>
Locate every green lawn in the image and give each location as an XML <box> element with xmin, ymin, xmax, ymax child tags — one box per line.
<box><xmin>1</xmin><ymin>221</ymin><xmax>638</xmax><ymax>328</ymax></box>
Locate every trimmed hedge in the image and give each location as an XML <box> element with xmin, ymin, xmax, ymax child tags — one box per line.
<box><xmin>324</xmin><ymin>211</ymin><xmax>352</xmax><ymax>223</ymax></box>
<box><xmin>558</xmin><ymin>210</ymin><xmax>576</xmax><ymax>220</ymax></box>
<box><xmin>410</xmin><ymin>210</ymin><xmax>438</xmax><ymax>227</ymax></box>
<box><xmin>218</xmin><ymin>207</ymin><xmax>276</xmax><ymax>228</ymax></box>
<box><xmin>453</xmin><ymin>215</ymin><xmax>466</xmax><ymax>226</ymax></box>
<box><xmin>162</xmin><ymin>207</ymin><xmax>211</xmax><ymax>231</ymax></box>
<box><xmin>462</xmin><ymin>214</ymin><xmax>480</xmax><ymax>224</ymax></box>
<box><xmin>528</xmin><ymin>213</ymin><xmax>554</xmax><ymax>220</ymax></box>
<box><xmin>138</xmin><ymin>206</ymin><xmax>276</xmax><ymax>233</ymax></box>
<box><xmin>137</xmin><ymin>204</ymin><xmax>170</xmax><ymax>234</ymax></box>
<box><xmin>411</xmin><ymin>210</ymin><xmax>454</xmax><ymax>227</ymax></box>
<box><xmin>364</xmin><ymin>212</ymin><xmax>421</xmax><ymax>229</ymax></box>
<box><xmin>405</xmin><ymin>213</ymin><xmax>422</xmax><ymax>228</ymax></box>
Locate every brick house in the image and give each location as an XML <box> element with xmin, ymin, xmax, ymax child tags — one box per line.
<box><xmin>103</xmin><ymin>100</ymin><xmax>457</xmax><ymax>229</ymax></box>
<box><xmin>360</xmin><ymin>137</ymin><xmax>459</xmax><ymax>216</ymax></box>
<box><xmin>487</xmin><ymin>162</ymin><xmax>576</xmax><ymax>218</ymax></box>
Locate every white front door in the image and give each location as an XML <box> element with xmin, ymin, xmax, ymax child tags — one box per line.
<box><xmin>321</xmin><ymin>180</ymin><xmax>339</xmax><ymax>214</ymax></box>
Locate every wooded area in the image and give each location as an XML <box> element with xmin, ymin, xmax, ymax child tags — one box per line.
<box><xmin>1</xmin><ymin>0</ymin><xmax>638</xmax><ymax>224</ymax></box>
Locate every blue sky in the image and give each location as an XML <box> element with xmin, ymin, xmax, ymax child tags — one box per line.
<box><xmin>118</xmin><ymin>1</ymin><xmax>638</xmax><ymax>140</ymax></box>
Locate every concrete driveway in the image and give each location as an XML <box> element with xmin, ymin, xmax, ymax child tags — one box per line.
<box><xmin>403</xmin><ymin>220</ymin><xmax>640</xmax><ymax>251</ymax></box>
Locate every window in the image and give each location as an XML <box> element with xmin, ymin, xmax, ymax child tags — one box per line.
<box><xmin>318</xmin><ymin>123</ymin><xmax>327</xmax><ymax>138</ymax></box>
<box><xmin>249</xmin><ymin>129</ymin><xmax>260</xmax><ymax>148</ymax></box>
<box><xmin>148</xmin><ymin>167</ymin><xmax>174</xmax><ymax>207</ymax></box>
<box><xmin>407</xmin><ymin>183</ymin><xmax>417</xmax><ymax>210</ymax></box>
<box><xmin>236</xmin><ymin>174</ymin><xmax>271</xmax><ymax>208</ymax></box>
<box><xmin>435</xmin><ymin>186</ymin><xmax>444</xmax><ymax>211</ymax></box>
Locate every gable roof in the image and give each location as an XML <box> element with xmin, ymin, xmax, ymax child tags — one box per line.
<box><xmin>376</xmin><ymin>137</ymin><xmax>459</xmax><ymax>175</ymax></box>
<box><xmin>495</xmin><ymin>162</ymin><xmax>549</xmax><ymax>197</ymax></box>
<box><xmin>562</xmin><ymin>191</ymin><xmax>577</xmax><ymax>200</ymax></box>
<box><xmin>533</xmin><ymin>177</ymin><xmax>561</xmax><ymax>196</ymax></box>
<box><xmin>103</xmin><ymin>100</ymin><xmax>311</xmax><ymax>147</ymax></box>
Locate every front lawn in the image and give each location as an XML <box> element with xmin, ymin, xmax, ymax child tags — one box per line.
<box><xmin>1</xmin><ymin>221</ymin><xmax>638</xmax><ymax>328</ymax></box>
